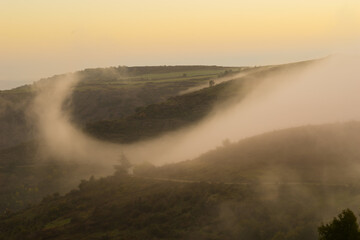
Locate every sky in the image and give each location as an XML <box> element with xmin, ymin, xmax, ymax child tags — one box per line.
<box><xmin>1</xmin><ymin>0</ymin><xmax>359</xmax><ymax>89</ymax></box>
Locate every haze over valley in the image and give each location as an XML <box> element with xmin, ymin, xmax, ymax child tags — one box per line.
<box><xmin>1</xmin><ymin>0</ymin><xmax>360</xmax><ymax>239</ymax></box>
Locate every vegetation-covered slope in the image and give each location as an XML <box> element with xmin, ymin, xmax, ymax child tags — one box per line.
<box><xmin>71</xmin><ymin>66</ymin><xmax>242</xmax><ymax>124</ymax></box>
<box><xmin>0</xmin><ymin>65</ymin><xmax>241</xmax><ymax>150</ymax></box>
<box><xmin>0</xmin><ymin>58</ymin><xmax>317</xmax><ymax>151</ymax></box>
<box><xmin>0</xmin><ymin>86</ymin><xmax>35</xmax><ymax>150</ymax></box>
<box><xmin>0</xmin><ymin>142</ymin><xmax>110</xmax><ymax>212</ymax></box>
<box><xmin>136</xmin><ymin>122</ymin><xmax>360</xmax><ymax>184</ymax></box>
<box><xmin>0</xmin><ymin>65</ymin><xmax>253</xmax><ymax>213</ymax></box>
<box><xmin>2</xmin><ymin>122</ymin><xmax>360</xmax><ymax>239</ymax></box>
<box><xmin>0</xmin><ymin>61</ymin><xmax>316</xmax><ymax>214</ymax></box>
<box><xmin>85</xmin><ymin>76</ymin><xmax>247</xmax><ymax>142</ymax></box>
<box><xmin>85</xmin><ymin>60</ymin><xmax>314</xmax><ymax>143</ymax></box>
<box><xmin>0</xmin><ymin>173</ymin><xmax>339</xmax><ymax>240</ymax></box>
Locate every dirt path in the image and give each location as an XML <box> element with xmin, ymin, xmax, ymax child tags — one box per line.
<box><xmin>132</xmin><ymin>175</ymin><xmax>350</xmax><ymax>187</ymax></box>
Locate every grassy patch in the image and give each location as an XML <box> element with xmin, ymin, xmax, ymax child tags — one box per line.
<box><xmin>43</xmin><ymin>218</ymin><xmax>71</xmax><ymax>230</ymax></box>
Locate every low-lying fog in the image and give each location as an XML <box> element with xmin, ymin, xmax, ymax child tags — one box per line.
<box><xmin>31</xmin><ymin>55</ymin><xmax>360</xmax><ymax>168</ymax></box>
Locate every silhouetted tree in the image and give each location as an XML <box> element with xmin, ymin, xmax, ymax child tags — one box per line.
<box><xmin>318</xmin><ymin>209</ymin><xmax>360</xmax><ymax>240</ymax></box>
<box><xmin>209</xmin><ymin>80</ymin><xmax>215</xmax><ymax>87</ymax></box>
<box><xmin>114</xmin><ymin>152</ymin><xmax>132</xmax><ymax>175</ymax></box>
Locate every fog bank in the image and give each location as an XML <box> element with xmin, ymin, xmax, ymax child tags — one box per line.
<box><xmin>31</xmin><ymin>56</ymin><xmax>360</xmax><ymax>166</ymax></box>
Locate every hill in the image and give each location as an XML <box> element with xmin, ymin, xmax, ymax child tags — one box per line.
<box><xmin>0</xmin><ymin>60</ymin><xmax>315</xmax><ymax>150</ymax></box>
<box><xmin>0</xmin><ymin>141</ymin><xmax>110</xmax><ymax>212</ymax></box>
<box><xmin>0</xmin><ymin>65</ymin><xmax>253</xmax><ymax>213</ymax></box>
<box><xmin>85</xmin><ymin>61</ymin><xmax>314</xmax><ymax>143</ymax></box>
<box><xmin>0</xmin><ymin>61</ymin><xmax>316</xmax><ymax>213</ymax></box>
<box><xmin>0</xmin><ymin>174</ymin><xmax>324</xmax><ymax>240</ymax></box>
<box><xmin>0</xmin><ymin>65</ymin><xmax>241</xmax><ymax>150</ymax></box>
<box><xmin>2</xmin><ymin>122</ymin><xmax>360</xmax><ymax>239</ymax></box>
<box><xmin>70</xmin><ymin>65</ymin><xmax>243</xmax><ymax>124</ymax></box>
<box><xmin>135</xmin><ymin>122</ymin><xmax>360</xmax><ymax>184</ymax></box>
<box><xmin>85</xmin><ymin>76</ymin><xmax>248</xmax><ymax>143</ymax></box>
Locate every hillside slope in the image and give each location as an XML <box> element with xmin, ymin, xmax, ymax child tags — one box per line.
<box><xmin>0</xmin><ymin>66</ymin><xmax>240</xmax><ymax>150</ymax></box>
<box><xmin>85</xmin><ymin>76</ymin><xmax>247</xmax><ymax>142</ymax></box>
<box><xmin>0</xmin><ymin>61</ymin><xmax>316</xmax><ymax>213</ymax></box>
<box><xmin>0</xmin><ymin>173</ymin><xmax>334</xmax><ymax>240</ymax></box>
<box><xmin>2</xmin><ymin>122</ymin><xmax>360</xmax><ymax>239</ymax></box>
<box><xmin>0</xmin><ymin>60</ymin><xmax>315</xmax><ymax>150</ymax></box>
<box><xmin>85</xmin><ymin>60</ymin><xmax>314</xmax><ymax>143</ymax></box>
<box><xmin>136</xmin><ymin>122</ymin><xmax>360</xmax><ymax>184</ymax></box>
<box><xmin>0</xmin><ymin>66</ymin><xmax>250</xmax><ymax>213</ymax></box>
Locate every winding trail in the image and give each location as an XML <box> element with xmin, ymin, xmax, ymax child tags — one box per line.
<box><xmin>132</xmin><ymin>174</ymin><xmax>351</xmax><ymax>187</ymax></box>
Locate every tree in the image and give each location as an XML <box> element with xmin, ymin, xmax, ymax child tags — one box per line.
<box><xmin>114</xmin><ymin>152</ymin><xmax>133</xmax><ymax>175</ymax></box>
<box><xmin>318</xmin><ymin>209</ymin><xmax>360</xmax><ymax>240</ymax></box>
<box><xmin>209</xmin><ymin>80</ymin><xmax>215</xmax><ymax>87</ymax></box>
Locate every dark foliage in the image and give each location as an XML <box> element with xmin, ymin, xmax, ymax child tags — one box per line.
<box><xmin>0</xmin><ymin>175</ymin><xmax>322</xmax><ymax>240</ymax></box>
<box><xmin>318</xmin><ymin>209</ymin><xmax>360</xmax><ymax>240</ymax></box>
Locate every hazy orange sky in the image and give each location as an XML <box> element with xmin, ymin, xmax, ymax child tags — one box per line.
<box><xmin>1</xmin><ymin>0</ymin><xmax>359</xmax><ymax>89</ymax></box>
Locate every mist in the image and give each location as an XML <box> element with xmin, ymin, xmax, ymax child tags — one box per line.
<box><xmin>30</xmin><ymin>55</ymin><xmax>360</xmax><ymax>169</ymax></box>
<box><xmin>31</xmin><ymin>74</ymin><xmax>124</xmax><ymax>173</ymax></box>
<box><xmin>5</xmin><ymin>55</ymin><xmax>360</xmax><ymax>239</ymax></box>
<box><xmin>124</xmin><ymin>55</ymin><xmax>360</xmax><ymax>165</ymax></box>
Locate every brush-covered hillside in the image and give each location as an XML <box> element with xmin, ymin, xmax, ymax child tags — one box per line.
<box><xmin>0</xmin><ymin>65</ymin><xmax>242</xmax><ymax>150</ymax></box>
<box><xmin>0</xmin><ymin>65</ymin><xmax>251</xmax><ymax>213</ymax></box>
<box><xmin>0</xmin><ymin>60</ymin><xmax>323</xmax><ymax>235</ymax></box>
<box><xmin>0</xmin><ymin>141</ymin><xmax>111</xmax><ymax>213</ymax></box>
<box><xmin>136</xmin><ymin>122</ymin><xmax>360</xmax><ymax>184</ymax></box>
<box><xmin>85</xmin><ymin>61</ymin><xmax>314</xmax><ymax>143</ymax></box>
<box><xmin>0</xmin><ymin>60</ymin><xmax>315</xmax><ymax>150</ymax></box>
<box><xmin>85</xmin><ymin>74</ymin><xmax>250</xmax><ymax>143</ymax></box>
<box><xmin>2</xmin><ymin>122</ymin><xmax>360</xmax><ymax>240</ymax></box>
<box><xmin>0</xmin><ymin>61</ymin><xmax>316</xmax><ymax>214</ymax></box>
